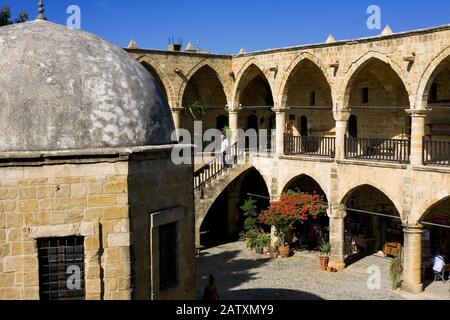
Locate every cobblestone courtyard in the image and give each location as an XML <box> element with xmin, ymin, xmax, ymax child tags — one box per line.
<box><xmin>197</xmin><ymin>242</ymin><xmax>449</xmax><ymax>300</ymax></box>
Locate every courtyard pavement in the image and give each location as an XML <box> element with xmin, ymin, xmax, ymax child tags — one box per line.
<box><xmin>196</xmin><ymin>241</ymin><xmax>450</xmax><ymax>300</ymax></box>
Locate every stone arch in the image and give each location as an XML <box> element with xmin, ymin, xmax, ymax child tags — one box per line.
<box><xmin>232</xmin><ymin>59</ymin><xmax>275</xmax><ymax>108</ymax></box>
<box><xmin>195</xmin><ymin>166</ymin><xmax>271</xmax><ymax>236</ymax></box>
<box><xmin>339</xmin><ymin>183</ymin><xmax>403</xmax><ymax>222</ymax></box>
<box><xmin>415</xmin><ymin>188</ymin><xmax>450</xmax><ymax>223</ymax></box>
<box><xmin>281</xmin><ymin>173</ymin><xmax>330</xmax><ymax>202</ymax></box>
<box><xmin>416</xmin><ymin>45</ymin><xmax>450</xmax><ymax>109</ymax></box>
<box><xmin>137</xmin><ymin>55</ymin><xmax>176</xmax><ymax>107</ymax></box>
<box><xmin>278</xmin><ymin>53</ymin><xmax>334</xmax><ymax>107</ymax></box>
<box><xmin>177</xmin><ymin>60</ymin><xmax>231</xmax><ymax>108</ymax></box>
<box><xmin>338</xmin><ymin>51</ymin><xmax>412</xmax><ymax>111</ymax></box>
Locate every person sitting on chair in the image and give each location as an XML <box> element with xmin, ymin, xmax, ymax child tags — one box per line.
<box><xmin>432</xmin><ymin>252</ymin><xmax>445</xmax><ymax>281</ymax></box>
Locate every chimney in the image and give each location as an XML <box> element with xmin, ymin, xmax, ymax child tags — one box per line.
<box><xmin>168</xmin><ymin>36</ymin><xmax>183</xmax><ymax>52</ymax></box>
<box><xmin>168</xmin><ymin>43</ymin><xmax>182</xmax><ymax>52</ymax></box>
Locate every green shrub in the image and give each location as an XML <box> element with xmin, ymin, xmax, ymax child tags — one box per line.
<box><xmin>241</xmin><ymin>197</ymin><xmax>260</xmax><ymax>232</ymax></box>
<box><xmin>244</xmin><ymin>217</ymin><xmax>256</xmax><ymax>233</ymax></box>
<box><xmin>255</xmin><ymin>233</ymin><xmax>271</xmax><ymax>248</ymax></box>
<box><xmin>245</xmin><ymin>229</ymin><xmax>260</xmax><ymax>248</ymax></box>
<box><xmin>390</xmin><ymin>255</ymin><xmax>403</xmax><ymax>290</ymax></box>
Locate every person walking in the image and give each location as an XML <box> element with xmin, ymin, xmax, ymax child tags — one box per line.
<box><xmin>203</xmin><ymin>274</ymin><xmax>219</xmax><ymax>301</ymax></box>
<box><xmin>220</xmin><ymin>133</ymin><xmax>230</xmax><ymax>166</ymax></box>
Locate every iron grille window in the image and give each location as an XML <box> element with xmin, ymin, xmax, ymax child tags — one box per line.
<box><xmin>159</xmin><ymin>222</ymin><xmax>178</xmax><ymax>290</ymax></box>
<box><xmin>38</xmin><ymin>236</ymin><xmax>85</xmax><ymax>300</ymax></box>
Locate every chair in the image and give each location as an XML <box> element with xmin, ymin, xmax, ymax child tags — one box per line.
<box><xmin>383</xmin><ymin>242</ymin><xmax>401</xmax><ymax>257</ymax></box>
<box><xmin>434</xmin><ymin>269</ymin><xmax>446</xmax><ymax>283</ymax></box>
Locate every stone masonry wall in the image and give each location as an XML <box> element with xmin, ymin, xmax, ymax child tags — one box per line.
<box><xmin>0</xmin><ymin>161</ymin><xmax>131</xmax><ymax>300</ymax></box>
<box><xmin>0</xmin><ymin>150</ymin><xmax>196</xmax><ymax>300</ymax></box>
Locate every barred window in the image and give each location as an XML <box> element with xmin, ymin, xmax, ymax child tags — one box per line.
<box><xmin>38</xmin><ymin>237</ymin><xmax>85</xmax><ymax>300</ymax></box>
<box><xmin>159</xmin><ymin>222</ymin><xmax>178</xmax><ymax>290</ymax></box>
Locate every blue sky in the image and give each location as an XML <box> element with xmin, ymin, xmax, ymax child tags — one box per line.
<box><xmin>6</xmin><ymin>0</ymin><xmax>450</xmax><ymax>54</ymax></box>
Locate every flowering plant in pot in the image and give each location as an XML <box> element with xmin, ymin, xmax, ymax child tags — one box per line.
<box><xmin>258</xmin><ymin>191</ymin><xmax>326</xmax><ymax>258</ymax></box>
<box><xmin>319</xmin><ymin>242</ymin><xmax>331</xmax><ymax>271</ymax></box>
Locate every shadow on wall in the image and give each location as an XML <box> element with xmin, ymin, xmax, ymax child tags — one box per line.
<box><xmin>196</xmin><ymin>250</ymin><xmax>323</xmax><ymax>300</ymax></box>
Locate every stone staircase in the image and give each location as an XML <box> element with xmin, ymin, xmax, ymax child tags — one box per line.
<box><xmin>193</xmin><ymin>143</ymin><xmax>251</xmax><ymax>245</ymax></box>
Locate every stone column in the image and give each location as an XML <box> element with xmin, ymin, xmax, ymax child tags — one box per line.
<box><xmin>227</xmin><ymin>191</ymin><xmax>240</xmax><ymax>237</ymax></box>
<box><xmin>229</xmin><ymin>110</ymin><xmax>239</xmax><ymax>144</ymax></box>
<box><xmin>402</xmin><ymin>224</ymin><xmax>424</xmax><ymax>294</ymax></box>
<box><xmin>333</xmin><ymin>110</ymin><xmax>351</xmax><ymax>161</ymax></box>
<box><xmin>406</xmin><ymin>110</ymin><xmax>428</xmax><ymax>166</ymax></box>
<box><xmin>171</xmin><ymin>107</ymin><xmax>183</xmax><ymax>142</ymax></box>
<box><xmin>328</xmin><ymin>205</ymin><xmax>346</xmax><ymax>271</ymax></box>
<box><xmin>274</xmin><ymin>108</ymin><xmax>286</xmax><ymax>156</ymax></box>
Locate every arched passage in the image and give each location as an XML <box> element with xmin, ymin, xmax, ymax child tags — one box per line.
<box><xmin>282</xmin><ymin>174</ymin><xmax>329</xmax><ymax>250</ymax></box>
<box><xmin>341</xmin><ymin>185</ymin><xmax>402</xmax><ymax>263</ymax></box>
<box><xmin>344</xmin><ymin>57</ymin><xmax>410</xmax><ymax>138</ymax></box>
<box><xmin>234</xmin><ymin>64</ymin><xmax>275</xmax><ymax>150</ymax></box>
<box><xmin>141</xmin><ymin>61</ymin><xmax>169</xmax><ymax>104</ymax></box>
<box><xmin>282</xmin><ymin>58</ymin><xmax>334</xmax><ymax>138</ymax></box>
<box><xmin>181</xmin><ymin>65</ymin><xmax>228</xmax><ymax>134</ymax></box>
<box><xmin>283</xmin><ymin>174</ymin><xmax>327</xmax><ymax>200</ymax></box>
<box><xmin>200</xmin><ymin>168</ymin><xmax>270</xmax><ymax>247</ymax></box>
<box><xmin>417</xmin><ymin>54</ymin><xmax>450</xmax><ymax>161</ymax></box>
<box><xmin>340</xmin><ymin>56</ymin><xmax>411</xmax><ymax>161</ymax></box>
<box><xmin>419</xmin><ymin>196</ymin><xmax>450</xmax><ymax>279</ymax></box>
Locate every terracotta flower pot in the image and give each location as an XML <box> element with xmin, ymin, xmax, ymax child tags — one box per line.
<box><xmin>320</xmin><ymin>256</ymin><xmax>329</xmax><ymax>271</ymax></box>
<box><xmin>278</xmin><ymin>245</ymin><xmax>290</xmax><ymax>258</ymax></box>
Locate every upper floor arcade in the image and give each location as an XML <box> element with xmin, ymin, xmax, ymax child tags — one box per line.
<box><xmin>127</xmin><ymin>23</ymin><xmax>450</xmax><ymax>169</ymax></box>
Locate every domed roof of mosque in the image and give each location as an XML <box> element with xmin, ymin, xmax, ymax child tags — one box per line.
<box><xmin>0</xmin><ymin>18</ymin><xmax>174</xmax><ymax>152</ymax></box>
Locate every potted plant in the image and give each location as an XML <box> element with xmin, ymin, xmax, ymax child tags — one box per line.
<box><xmin>259</xmin><ymin>191</ymin><xmax>327</xmax><ymax>258</ymax></box>
<box><xmin>245</xmin><ymin>229</ymin><xmax>259</xmax><ymax>250</ymax></box>
<box><xmin>390</xmin><ymin>253</ymin><xmax>403</xmax><ymax>289</ymax></box>
<box><xmin>319</xmin><ymin>242</ymin><xmax>331</xmax><ymax>271</ymax></box>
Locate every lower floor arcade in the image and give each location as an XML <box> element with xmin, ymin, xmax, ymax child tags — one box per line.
<box><xmin>196</xmin><ymin>154</ymin><xmax>450</xmax><ymax>295</ymax></box>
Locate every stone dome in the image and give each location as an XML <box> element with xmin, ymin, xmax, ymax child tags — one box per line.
<box><xmin>0</xmin><ymin>20</ymin><xmax>174</xmax><ymax>152</ymax></box>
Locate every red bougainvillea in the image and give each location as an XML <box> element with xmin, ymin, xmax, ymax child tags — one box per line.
<box><xmin>258</xmin><ymin>191</ymin><xmax>327</xmax><ymax>244</ymax></box>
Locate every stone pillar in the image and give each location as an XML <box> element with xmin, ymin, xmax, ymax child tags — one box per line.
<box><xmin>328</xmin><ymin>205</ymin><xmax>346</xmax><ymax>271</ymax></box>
<box><xmin>402</xmin><ymin>224</ymin><xmax>424</xmax><ymax>294</ymax></box>
<box><xmin>171</xmin><ymin>107</ymin><xmax>183</xmax><ymax>142</ymax></box>
<box><xmin>229</xmin><ymin>110</ymin><xmax>239</xmax><ymax>144</ymax></box>
<box><xmin>274</xmin><ymin>108</ymin><xmax>286</xmax><ymax>156</ymax></box>
<box><xmin>406</xmin><ymin>110</ymin><xmax>428</xmax><ymax>166</ymax></box>
<box><xmin>333</xmin><ymin>110</ymin><xmax>351</xmax><ymax>161</ymax></box>
<box><xmin>227</xmin><ymin>191</ymin><xmax>240</xmax><ymax>237</ymax></box>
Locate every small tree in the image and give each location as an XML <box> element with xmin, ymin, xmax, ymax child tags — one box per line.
<box><xmin>15</xmin><ymin>11</ymin><xmax>28</xmax><ymax>23</ymax></box>
<box><xmin>240</xmin><ymin>197</ymin><xmax>259</xmax><ymax>232</ymax></box>
<box><xmin>0</xmin><ymin>5</ymin><xmax>28</xmax><ymax>27</ymax></box>
<box><xmin>258</xmin><ymin>191</ymin><xmax>327</xmax><ymax>247</ymax></box>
